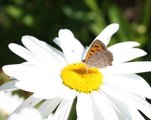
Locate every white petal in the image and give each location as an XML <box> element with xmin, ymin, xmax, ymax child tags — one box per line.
<box><xmin>32</xmin><ymin>80</ymin><xmax>62</xmax><ymax>99</ymax></box>
<box><xmin>2</xmin><ymin>63</ymin><xmax>42</xmax><ymax>82</ymax></box>
<box><xmin>38</xmin><ymin>97</ymin><xmax>62</xmax><ymax>118</ymax></box>
<box><xmin>8</xmin><ymin>43</ymin><xmax>56</xmax><ymax>69</ymax></box>
<box><xmin>2</xmin><ymin>64</ymin><xmax>27</xmax><ymax>79</ymax></box>
<box><xmin>56</xmin><ymin>79</ymin><xmax>77</xmax><ymax>101</ymax></box>
<box><xmin>76</xmin><ymin>93</ymin><xmax>95</xmax><ymax>120</ymax></box>
<box><xmin>49</xmin><ymin>45</ymin><xmax>66</xmax><ymax>64</ymax></box>
<box><xmin>102</xmin><ymin>84</ymin><xmax>151</xmax><ymax>119</ymax></box>
<box><xmin>34</xmin><ymin>78</ymin><xmax>77</xmax><ymax>100</ymax></box>
<box><xmin>113</xmin><ymin>48</ymin><xmax>147</xmax><ymax>64</ymax></box>
<box><xmin>0</xmin><ymin>80</ymin><xmax>18</xmax><ymax>91</ymax></box>
<box><xmin>21</xmin><ymin>35</ymin><xmax>46</xmax><ymax>53</ymax></box>
<box><xmin>128</xmin><ymin>107</ymin><xmax>145</xmax><ymax>120</ymax></box>
<box><xmin>52</xmin><ymin>99</ymin><xmax>73</xmax><ymax>120</ymax></box>
<box><xmin>53</xmin><ymin>29</ymin><xmax>84</xmax><ymax>63</ymax></box>
<box><xmin>102</xmin><ymin>62</ymin><xmax>151</xmax><ymax>74</ymax></box>
<box><xmin>9</xmin><ymin>43</ymin><xmax>64</xmax><ymax>71</ymax></box>
<box><xmin>15</xmin><ymin>82</ymin><xmax>37</xmax><ymax>93</ymax></box>
<box><xmin>12</xmin><ymin>95</ymin><xmax>42</xmax><ymax>114</ymax></box>
<box><xmin>94</xmin><ymin>23</ymin><xmax>119</xmax><ymax>46</ymax></box>
<box><xmin>91</xmin><ymin>91</ymin><xmax>119</xmax><ymax>120</ymax></box>
<box><xmin>21</xmin><ymin>35</ymin><xmax>66</xmax><ymax>65</ymax></box>
<box><xmin>101</xmin><ymin>91</ymin><xmax>144</xmax><ymax>120</ymax></box>
<box><xmin>58</xmin><ymin>29</ymin><xmax>74</xmax><ymax>39</ymax></box>
<box><xmin>103</xmin><ymin>74</ymin><xmax>151</xmax><ymax>99</ymax></box>
<box><xmin>108</xmin><ymin>41</ymin><xmax>140</xmax><ymax>55</ymax></box>
<box><xmin>2</xmin><ymin>63</ymin><xmax>61</xmax><ymax>94</ymax></box>
<box><xmin>8</xmin><ymin>43</ymin><xmax>36</xmax><ymax>63</ymax></box>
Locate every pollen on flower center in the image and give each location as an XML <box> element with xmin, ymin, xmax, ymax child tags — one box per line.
<box><xmin>61</xmin><ymin>62</ymin><xmax>103</xmax><ymax>93</ymax></box>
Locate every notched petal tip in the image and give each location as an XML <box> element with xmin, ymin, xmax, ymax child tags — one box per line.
<box><xmin>21</xmin><ymin>35</ymin><xmax>38</xmax><ymax>45</ymax></box>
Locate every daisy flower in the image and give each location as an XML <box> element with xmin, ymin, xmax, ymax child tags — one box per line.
<box><xmin>1</xmin><ymin>23</ymin><xmax>151</xmax><ymax>120</ymax></box>
<box><xmin>0</xmin><ymin>91</ymin><xmax>24</xmax><ymax>116</ymax></box>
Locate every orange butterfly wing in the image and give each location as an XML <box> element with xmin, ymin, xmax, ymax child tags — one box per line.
<box><xmin>83</xmin><ymin>40</ymin><xmax>113</xmax><ymax>68</ymax></box>
<box><xmin>85</xmin><ymin>40</ymin><xmax>106</xmax><ymax>60</ymax></box>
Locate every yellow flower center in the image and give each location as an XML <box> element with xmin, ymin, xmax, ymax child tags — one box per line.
<box><xmin>61</xmin><ymin>62</ymin><xmax>103</xmax><ymax>93</ymax></box>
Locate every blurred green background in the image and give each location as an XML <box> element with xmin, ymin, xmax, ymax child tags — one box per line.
<box><xmin>0</xmin><ymin>0</ymin><xmax>151</xmax><ymax>67</ymax></box>
<box><xmin>0</xmin><ymin>0</ymin><xmax>151</xmax><ymax>119</ymax></box>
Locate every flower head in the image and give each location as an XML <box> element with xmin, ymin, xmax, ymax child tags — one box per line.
<box><xmin>1</xmin><ymin>23</ymin><xmax>151</xmax><ymax>119</ymax></box>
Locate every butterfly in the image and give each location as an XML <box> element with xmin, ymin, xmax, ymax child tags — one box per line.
<box><xmin>82</xmin><ymin>39</ymin><xmax>113</xmax><ymax>68</ymax></box>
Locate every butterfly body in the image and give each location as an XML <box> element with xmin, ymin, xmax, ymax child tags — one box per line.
<box><xmin>82</xmin><ymin>40</ymin><xmax>113</xmax><ymax>68</ymax></box>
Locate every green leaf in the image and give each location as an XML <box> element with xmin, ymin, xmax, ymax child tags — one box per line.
<box><xmin>67</xmin><ymin>97</ymin><xmax>77</xmax><ymax>120</ymax></box>
<box><xmin>142</xmin><ymin>0</ymin><xmax>151</xmax><ymax>27</ymax></box>
<box><xmin>84</xmin><ymin>0</ymin><xmax>100</xmax><ymax>12</ymax></box>
<box><xmin>5</xmin><ymin>5</ymin><xmax>23</xmax><ymax>19</ymax></box>
<box><xmin>22</xmin><ymin>14</ymin><xmax>34</xmax><ymax>27</ymax></box>
<box><xmin>108</xmin><ymin>4</ymin><xmax>133</xmax><ymax>41</ymax></box>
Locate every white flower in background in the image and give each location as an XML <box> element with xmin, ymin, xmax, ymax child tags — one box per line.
<box><xmin>0</xmin><ymin>91</ymin><xmax>24</xmax><ymax>115</ymax></box>
<box><xmin>1</xmin><ymin>23</ymin><xmax>151</xmax><ymax>120</ymax></box>
<box><xmin>8</xmin><ymin>107</ymin><xmax>43</xmax><ymax>120</ymax></box>
<box><xmin>8</xmin><ymin>107</ymin><xmax>53</xmax><ymax>120</ymax></box>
